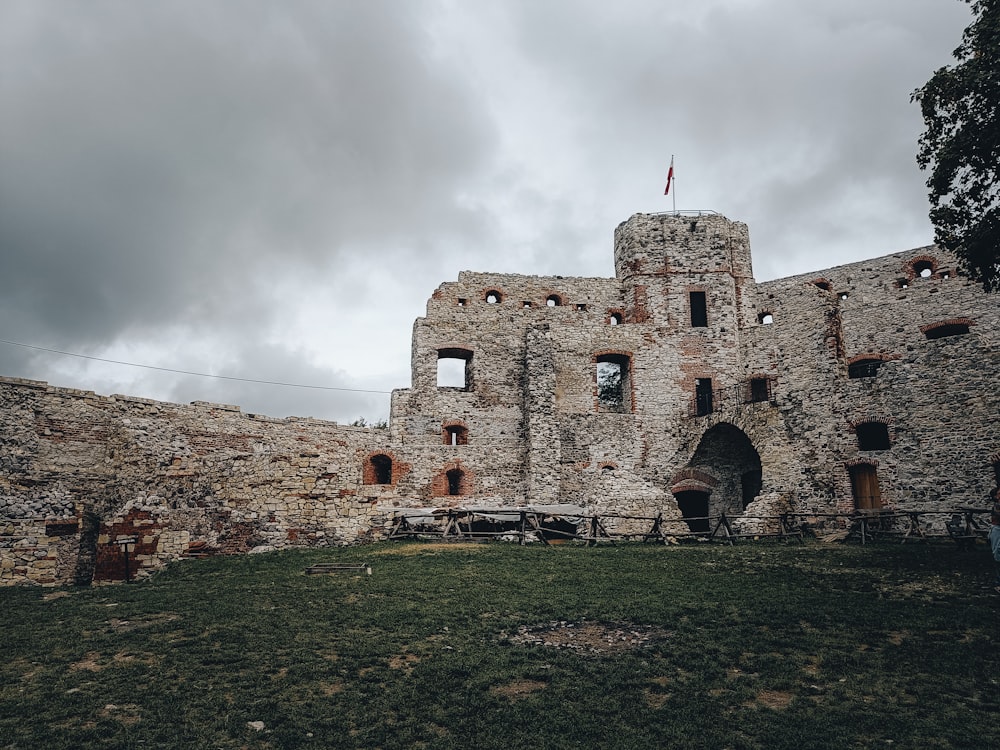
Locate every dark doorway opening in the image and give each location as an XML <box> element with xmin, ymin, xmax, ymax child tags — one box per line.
<box><xmin>741</xmin><ymin>470</ymin><xmax>763</xmax><ymax>509</ymax></box>
<box><xmin>674</xmin><ymin>490</ymin><xmax>711</xmax><ymax>533</ymax></box>
<box><xmin>446</xmin><ymin>468</ymin><xmax>465</xmax><ymax>496</ymax></box>
<box><xmin>370</xmin><ymin>454</ymin><xmax>393</xmax><ymax>485</ymax></box>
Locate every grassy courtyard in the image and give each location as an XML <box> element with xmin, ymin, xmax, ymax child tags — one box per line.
<box><xmin>1</xmin><ymin>540</ymin><xmax>997</xmax><ymax>749</ymax></box>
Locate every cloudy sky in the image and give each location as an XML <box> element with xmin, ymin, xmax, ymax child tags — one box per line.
<box><xmin>0</xmin><ymin>0</ymin><xmax>973</xmax><ymax>422</ymax></box>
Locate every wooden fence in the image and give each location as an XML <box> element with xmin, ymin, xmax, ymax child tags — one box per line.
<box><xmin>387</xmin><ymin>506</ymin><xmax>994</xmax><ymax>547</ymax></box>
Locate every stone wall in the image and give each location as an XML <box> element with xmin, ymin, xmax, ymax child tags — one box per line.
<box><xmin>1</xmin><ymin>379</ymin><xmax>398</xmax><ymax>585</ymax></box>
<box><xmin>3</xmin><ymin>211</ymin><xmax>998</xmax><ymax>585</ymax></box>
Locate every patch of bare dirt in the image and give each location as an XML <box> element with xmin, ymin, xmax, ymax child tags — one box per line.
<box><xmin>71</xmin><ymin>652</ymin><xmax>103</xmax><ymax>672</ymax></box>
<box><xmin>502</xmin><ymin>620</ymin><xmax>670</xmax><ymax>655</ymax></box>
<box><xmin>750</xmin><ymin>690</ymin><xmax>794</xmax><ymax>710</ymax></box>
<box><xmin>388</xmin><ymin>652</ymin><xmax>420</xmax><ymax>674</ymax></box>
<box><xmin>490</xmin><ymin>679</ymin><xmax>548</xmax><ymax>700</ymax></box>
<box><xmin>321</xmin><ymin>681</ymin><xmax>344</xmax><ymax>696</ymax></box>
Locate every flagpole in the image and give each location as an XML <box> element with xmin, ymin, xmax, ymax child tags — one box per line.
<box><xmin>672</xmin><ymin>156</ymin><xmax>676</xmax><ymax>214</ymax></box>
<box><xmin>665</xmin><ymin>155</ymin><xmax>676</xmax><ymax>214</ymax></box>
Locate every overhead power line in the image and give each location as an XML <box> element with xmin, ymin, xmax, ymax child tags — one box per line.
<box><xmin>0</xmin><ymin>338</ymin><xmax>392</xmax><ymax>394</ymax></box>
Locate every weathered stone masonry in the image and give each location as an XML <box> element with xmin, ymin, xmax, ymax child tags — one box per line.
<box><xmin>3</xmin><ymin>212</ymin><xmax>998</xmax><ymax>584</ymax></box>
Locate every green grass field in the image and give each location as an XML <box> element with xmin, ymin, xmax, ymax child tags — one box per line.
<box><xmin>1</xmin><ymin>541</ymin><xmax>997</xmax><ymax>749</ymax></box>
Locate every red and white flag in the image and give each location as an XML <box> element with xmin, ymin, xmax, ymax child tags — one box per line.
<box><xmin>664</xmin><ymin>157</ymin><xmax>674</xmax><ymax>195</ymax></box>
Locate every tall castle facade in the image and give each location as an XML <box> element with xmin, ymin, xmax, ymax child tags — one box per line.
<box><xmin>3</xmin><ymin>212</ymin><xmax>998</xmax><ymax>585</ymax></box>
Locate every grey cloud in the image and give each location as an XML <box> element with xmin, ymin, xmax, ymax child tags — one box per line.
<box><xmin>1</xmin><ymin>0</ymin><xmax>497</xmax><ymax>347</ymax></box>
<box><xmin>0</xmin><ymin>0</ymin><xmax>975</xmax><ymax>419</ymax></box>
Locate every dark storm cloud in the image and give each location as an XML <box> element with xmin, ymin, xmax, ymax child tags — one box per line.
<box><xmin>0</xmin><ymin>0</ymin><xmax>975</xmax><ymax>420</ymax></box>
<box><xmin>0</xmin><ymin>0</ymin><xmax>495</xmax><ymax>347</ymax></box>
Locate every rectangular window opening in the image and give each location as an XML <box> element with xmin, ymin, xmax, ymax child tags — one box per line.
<box><xmin>436</xmin><ymin>349</ymin><xmax>473</xmax><ymax>390</ymax></box>
<box><xmin>695</xmin><ymin>378</ymin><xmax>713</xmax><ymax>416</ymax></box>
<box><xmin>689</xmin><ymin>291</ymin><xmax>708</xmax><ymax>327</ymax></box>
<box><xmin>596</xmin><ymin>354</ymin><xmax>631</xmax><ymax>413</ymax></box>
<box><xmin>748</xmin><ymin>377</ymin><xmax>771</xmax><ymax>403</ymax></box>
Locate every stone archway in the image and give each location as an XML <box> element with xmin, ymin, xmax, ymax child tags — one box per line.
<box><xmin>677</xmin><ymin>423</ymin><xmax>762</xmax><ymax>521</ymax></box>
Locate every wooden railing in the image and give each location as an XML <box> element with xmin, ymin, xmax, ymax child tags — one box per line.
<box><xmin>388</xmin><ymin>507</ymin><xmax>993</xmax><ymax>546</ymax></box>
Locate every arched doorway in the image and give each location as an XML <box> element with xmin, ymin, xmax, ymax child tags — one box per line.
<box><xmin>677</xmin><ymin>423</ymin><xmax>763</xmax><ymax>522</ymax></box>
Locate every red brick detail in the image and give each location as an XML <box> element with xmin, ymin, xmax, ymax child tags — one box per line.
<box><xmin>844</xmin><ymin>458</ymin><xmax>879</xmax><ymax>468</ymax></box>
<box><xmin>670</xmin><ymin>468</ymin><xmax>719</xmax><ymax>489</ymax></box>
<box><xmin>362</xmin><ymin>450</ymin><xmax>404</xmax><ymax>485</ymax></box>
<box><xmin>441</xmin><ymin>420</ymin><xmax>469</xmax><ymax>446</ymax></box>
<box><xmin>33</xmin><ymin>414</ymin><xmax>108</xmax><ymax>443</ymax></box>
<box><xmin>846</xmin><ymin>415</ymin><xmax>893</xmax><ymax>429</ymax></box>
<box><xmin>905</xmin><ymin>255</ymin><xmax>938</xmax><ymax>279</ymax></box>
<box><xmin>632</xmin><ymin>286</ymin><xmax>649</xmax><ymax>323</ymax></box>
<box><xmin>93</xmin><ymin>510</ymin><xmax>165</xmax><ymax>582</ymax></box>
<box><xmin>919</xmin><ymin>318</ymin><xmax>976</xmax><ymax>334</ymax></box>
<box><xmin>847</xmin><ymin>352</ymin><xmax>901</xmax><ymax>365</ymax></box>
<box><xmin>431</xmin><ymin>460</ymin><xmax>474</xmax><ymax>498</ymax></box>
<box><xmin>606</xmin><ymin>308</ymin><xmax>625</xmax><ymax>325</ymax></box>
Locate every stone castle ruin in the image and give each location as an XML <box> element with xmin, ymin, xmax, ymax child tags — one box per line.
<box><xmin>2</xmin><ymin>212</ymin><xmax>998</xmax><ymax>585</ymax></box>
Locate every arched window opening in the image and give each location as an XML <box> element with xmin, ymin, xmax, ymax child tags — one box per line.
<box><xmin>896</xmin><ymin>278</ymin><xmax>909</xmax><ymax>289</ymax></box>
<box><xmin>368</xmin><ymin>454</ymin><xmax>393</xmax><ymax>485</ymax></box>
<box><xmin>596</xmin><ymin>353</ymin><xmax>631</xmax><ymax>413</ymax></box>
<box><xmin>924</xmin><ymin>322</ymin><xmax>971</xmax><ymax>339</ymax></box>
<box><xmin>609</xmin><ymin>311</ymin><xmax>623</xmax><ymax>325</ymax></box>
<box><xmin>522</xmin><ymin>301</ymin><xmax>532</xmax><ymax>308</ymax></box>
<box><xmin>689</xmin><ymin>291</ymin><xmax>708</xmax><ymax>327</ymax></box>
<box><xmin>813</xmin><ymin>280</ymin><xmax>831</xmax><ymax>291</ymax></box>
<box><xmin>856</xmin><ymin>422</ymin><xmax>891</xmax><ymax>451</ymax></box>
<box><xmin>546</xmin><ymin>294</ymin><xmax>562</xmax><ymax>307</ymax></box>
<box><xmin>911</xmin><ymin>259</ymin><xmax>936</xmax><ymax>278</ymax></box>
<box><xmin>446</xmin><ymin>468</ymin><xmax>465</xmax><ymax>496</ymax></box>
<box><xmin>848</xmin><ymin>358</ymin><xmax>882</xmax><ymax>379</ymax></box>
<box><xmin>437</xmin><ymin>348</ymin><xmax>473</xmax><ymax>390</ymax></box>
<box><xmin>758</xmin><ymin>312</ymin><xmax>773</xmax><ymax>325</ymax></box>
<box><xmin>485</xmin><ymin>290</ymin><xmax>502</xmax><ymax>304</ymax></box>
<box><xmin>443</xmin><ymin>424</ymin><xmax>468</xmax><ymax>446</ymax></box>
<box><xmin>849</xmin><ymin>463</ymin><xmax>882</xmax><ymax>511</ymax></box>
<box><xmin>457</xmin><ymin>298</ymin><xmax>467</xmax><ymax>307</ymax></box>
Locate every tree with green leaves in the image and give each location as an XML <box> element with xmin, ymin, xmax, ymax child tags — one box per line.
<box><xmin>912</xmin><ymin>0</ymin><xmax>1000</xmax><ymax>291</ymax></box>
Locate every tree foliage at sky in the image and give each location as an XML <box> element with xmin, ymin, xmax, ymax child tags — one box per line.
<box><xmin>912</xmin><ymin>0</ymin><xmax>1000</xmax><ymax>291</ymax></box>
